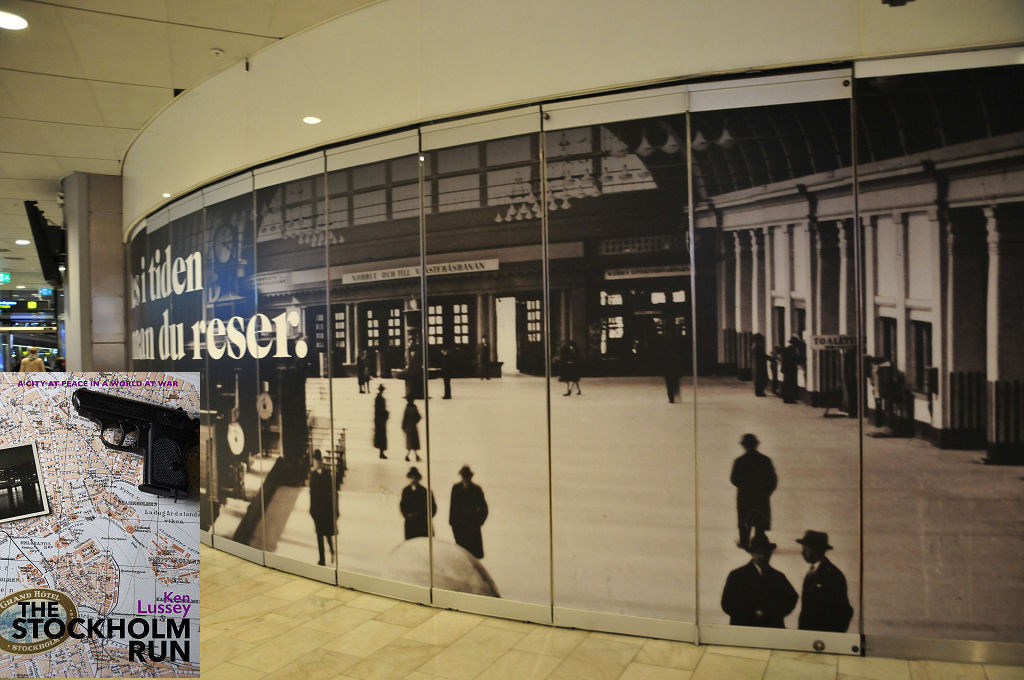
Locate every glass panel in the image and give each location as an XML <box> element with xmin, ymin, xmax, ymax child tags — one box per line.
<box><xmin>859</xmin><ymin>65</ymin><xmax>1024</xmax><ymax>643</ymax></box>
<box><xmin>692</xmin><ymin>97</ymin><xmax>859</xmax><ymax>635</ymax></box>
<box><xmin>424</xmin><ymin>131</ymin><xmax>549</xmax><ymax>604</ymax></box>
<box><xmin>327</xmin><ymin>153</ymin><xmax>430</xmax><ymax>586</ymax></box>
<box><xmin>205</xmin><ymin>189</ymin><xmax>262</xmax><ymax>549</ymax></box>
<box><xmin>547</xmin><ymin>115</ymin><xmax>695</xmax><ymax>621</ymax></box>
<box><xmin>253</xmin><ymin>170</ymin><xmax>334</xmax><ymax>568</ymax></box>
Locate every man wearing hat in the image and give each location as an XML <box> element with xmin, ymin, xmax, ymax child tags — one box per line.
<box><xmin>721</xmin><ymin>533</ymin><xmax>798</xmax><ymax>628</ymax></box>
<box><xmin>730</xmin><ymin>434</ymin><xmax>777</xmax><ymax>550</ymax></box>
<box><xmin>796</xmin><ymin>530</ymin><xmax>853</xmax><ymax>632</ymax></box>
<box><xmin>400</xmin><ymin>466</ymin><xmax>436</xmax><ymax>540</ymax></box>
<box><xmin>449</xmin><ymin>465</ymin><xmax>488</xmax><ymax>559</ymax></box>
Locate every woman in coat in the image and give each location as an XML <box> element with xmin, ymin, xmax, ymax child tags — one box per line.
<box><xmin>559</xmin><ymin>340</ymin><xmax>581</xmax><ymax>396</ymax></box>
<box><xmin>373</xmin><ymin>384</ymin><xmax>389</xmax><ymax>459</ymax></box>
<box><xmin>400</xmin><ymin>466</ymin><xmax>436</xmax><ymax>540</ymax></box>
<box><xmin>402</xmin><ymin>396</ymin><xmax>421</xmax><ymax>462</ymax></box>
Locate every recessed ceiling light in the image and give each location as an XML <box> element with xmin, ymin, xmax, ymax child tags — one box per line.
<box><xmin>0</xmin><ymin>11</ymin><xmax>28</xmax><ymax>30</ymax></box>
<box><xmin>16</xmin><ymin>285</ymin><xmax>25</xmax><ymax>289</ymax></box>
<box><xmin>162</xmin><ymin>192</ymin><xmax>171</xmax><ymax>198</ymax></box>
<box><xmin>15</xmin><ymin>239</ymin><xmax>30</xmax><ymax>245</ymax></box>
<box><xmin>58</xmin><ymin>266</ymin><xmax>66</xmax><ymax>272</ymax></box>
<box><xmin>302</xmin><ymin>116</ymin><xmax>322</xmax><ymax>125</ymax></box>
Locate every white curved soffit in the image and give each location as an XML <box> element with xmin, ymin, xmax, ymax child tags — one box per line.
<box><xmin>122</xmin><ymin>0</ymin><xmax>1024</xmax><ymax>237</ymax></box>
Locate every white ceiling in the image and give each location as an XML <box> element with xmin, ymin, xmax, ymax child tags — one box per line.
<box><xmin>0</xmin><ymin>0</ymin><xmax>375</xmax><ymax>290</ymax></box>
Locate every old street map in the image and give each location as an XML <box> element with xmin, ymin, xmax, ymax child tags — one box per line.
<box><xmin>0</xmin><ymin>373</ymin><xmax>199</xmax><ymax>678</ymax></box>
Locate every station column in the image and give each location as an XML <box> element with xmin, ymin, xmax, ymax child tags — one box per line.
<box><xmin>984</xmin><ymin>204</ymin><xmax>1024</xmax><ymax>463</ymax></box>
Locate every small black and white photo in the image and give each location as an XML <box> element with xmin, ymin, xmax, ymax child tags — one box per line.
<box><xmin>0</xmin><ymin>442</ymin><xmax>49</xmax><ymax>524</ymax></box>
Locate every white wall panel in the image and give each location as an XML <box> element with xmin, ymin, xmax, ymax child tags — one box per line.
<box><xmin>123</xmin><ymin>0</ymin><xmax>1024</xmax><ymax>234</ymax></box>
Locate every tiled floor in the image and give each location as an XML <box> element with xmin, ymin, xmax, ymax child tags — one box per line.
<box><xmin>200</xmin><ymin>545</ymin><xmax>1024</xmax><ymax>680</ymax></box>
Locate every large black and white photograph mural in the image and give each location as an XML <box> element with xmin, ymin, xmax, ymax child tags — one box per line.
<box><xmin>543</xmin><ymin>112</ymin><xmax>696</xmax><ymax>623</ymax></box>
<box><xmin>690</xmin><ymin>90</ymin><xmax>861</xmax><ymax>636</ymax></box>
<box><xmin>857</xmin><ymin>65</ymin><xmax>1024</xmax><ymax>643</ymax></box>
<box><xmin>131</xmin><ymin>63</ymin><xmax>1024</xmax><ymax>646</ymax></box>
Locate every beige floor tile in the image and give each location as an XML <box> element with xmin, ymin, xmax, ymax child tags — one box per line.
<box><xmin>200</xmin><ymin>635</ymin><xmax>256</xmax><ymax>668</ymax></box>
<box><xmin>984</xmin><ymin>665</ymin><xmax>1024</xmax><ymax>680</ymax></box>
<box><xmin>909</xmin><ymin>659</ymin><xmax>988</xmax><ymax>680</ymax></box>
<box><xmin>200</xmin><ymin>662</ymin><xmax>268</xmax><ymax>680</ymax></box>
<box><xmin>345</xmin><ymin>593</ymin><xmax>400</xmax><ymax>612</ymax></box>
<box><xmin>263</xmin><ymin>577</ymin><xmax>329</xmax><ymax>602</ymax></box>
<box><xmin>690</xmin><ymin>652</ymin><xmax>768</xmax><ymax>680</ymax></box>
<box><xmin>635</xmin><ymin>639</ymin><xmax>704</xmax><ymax>669</ymax></box>
<box><xmin>764</xmin><ymin>656</ymin><xmax>838</xmax><ymax>680</ymax></box>
<box><xmin>268</xmin><ymin>593</ymin><xmax>347</xmax><ymax>621</ymax></box>
<box><xmin>304</xmin><ymin>604</ymin><xmax>380</xmax><ymax>634</ymax></box>
<box><xmin>417</xmin><ymin>625</ymin><xmax>527</xmax><ymax>679</ymax></box>
<box><xmin>402</xmin><ymin>610</ymin><xmax>484</xmax><ymax>646</ymax></box>
<box><xmin>229</xmin><ymin>627</ymin><xmax>336</xmax><ymax>674</ymax></box>
<box><xmin>547</xmin><ymin>635</ymin><xmax>640</xmax><ymax>680</ymax></box>
<box><xmin>202</xmin><ymin>595</ymin><xmax>294</xmax><ymax>635</ymax></box>
<box><xmin>772</xmin><ymin>650</ymin><xmax>840</xmax><ymax>666</ymax></box>
<box><xmin>837</xmin><ymin>656</ymin><xmax>911</xmax><ymax>680</ymax></box>
<box><xmin>229</xmin><ymin>613</ymin><xmax>305</xmax><ymax>644</ymax></box>
<box><xmin>514</xmin><ymin>627</ymin><xmax>589</xmax><ymax>658</ymax></box>
<box><xmin>321</xmin><ymin>620</ymin><xmax>411</xmax><ymax>657</ymax></box>
<box><xmin>310</xmin><ymin>585</ymin><xmax>362</xmax><ymax>603</ymax></box>
<box><xmin>705</xmin><ymin>644</ymin><xmax>773</xmax><ymax>660</ymax></box>
<box><xmin>405</xmin><ymin>673</ymin><xmax>443</xmax><ymax>680</ymax></box>
<box><xmin>261</xmin><ymin>648</ymin><xmax>361</xmax><ymax>680</ymax></box>
<box><xmin>588</xmin><ymin>631</ymin><xmax>646</xmax><ymax>646</ymax></box>
<box><xmin>476</xmin><ymin>649</ymin><xmax>563</xmax><ymax>680</ymax></box>
<box><xmin>619</xmin><ymin>661</ymin><xmax>693</xmax><ymax>680</ymax></box>
<box><xmin>344</xmin><ymin>637</ymin><xmax>444</xmax><ymax>680</ymax></box>
<box><xmin>373</xmin><ymin>602</ymin><xmax>438</xmax><ymax>628</ymax></box>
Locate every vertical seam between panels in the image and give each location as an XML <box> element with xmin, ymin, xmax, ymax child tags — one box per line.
<box><xmin>540</xmin><ymin>109</ymin><xmax>555</xmax><ymax>622</ymax></box>
<box><xmin>419</xmin><ymin>130</ymin><xmax>435</xmax><ymax>604</ymax></box>
<box><xmin>687</xmin><ymin>110</ymin><xmax>702</xmax><ymax>646</ymax></box>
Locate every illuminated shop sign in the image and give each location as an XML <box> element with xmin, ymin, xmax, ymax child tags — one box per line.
<box><xmin>340</xmin><ymin>259</ymin><xmax>499</xmax><ymax>285</ymax></box>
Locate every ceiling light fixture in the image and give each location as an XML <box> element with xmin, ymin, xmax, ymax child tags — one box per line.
<box><xmin>15</xmin><ymin>239</ymin><xmax>30</xmax><ymax>245</ymax></box>
<box><xmin>16</xmin><ymin>285</ymin><xmax>25</xmax><ymax>289</ymax></box>
<box><xmin>0</xmin><ymin>11</ymin><xmax>28</xmax><ymax>30</ymax></box>
<box><xmin>58</xmin><ymin>266</ymin><xmax>66</xmax><ymax>272</ymax></box>
<box><xmin>162</xmin><ymin>192</ymin><xmax>171</xmax><ymax>198</ymax></box>
<box><xmin>302</xmin><ymin>116</ymin><xmax>322</xmax><ymax>125</ymax></box>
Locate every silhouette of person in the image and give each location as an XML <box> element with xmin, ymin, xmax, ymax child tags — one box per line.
<box><xmin>751</xmin><ymin>333</ymin><xmax>768</xmax><ymax>397</ymax></box>
<box><xmin>477</xmin><ymin>336</ymin><xmax>491</xmax><ymax>380</ymax></box>
<box><xmin>721</xmin><ymin>533</ymin><xmax>798</xmax><ymax>628</ymax></box>
<box><xmin>659</xmin><ymin>328</ymin><xmax>682</xmax><ymax>403</ymax></box>
<box><xmin>559</xmin><ymin>340</ymin><xmax>582</xmax><ymax>396</ymax></box>
<box><xmin>449</xmin><ymin>465</ymin><xmax>488</xmax><ymax>559</ymax></box>
<box><xmin>357</xmin><ymin>350</ymin><xmax>372</xmax><ymax>393</ymax></box>
<box><xmin>730</xmin><ymin>433</ymin><xmax>777</xmax><ymax>550</ymax></box>
<box><xmin>374</xmin><ymin>384</ymin><xmax>389</xmax><ymax>459</ymax></box>
<box><xmin>796</xmin><ymin>530</ymin><xmax>853</xmax><ymax>633</ymax></box>
<box><xmin>308</xmin><ymin>450</ymin><xmax>336</xmax><ymax>566</ymax></box>
<box><xmin>402</xmin><ymin>396</ymin><xmax>422</xmax><ymax>462</ymax></box>
<box><xmin>400</xmin><ymin>466</ymin><xmax>436</xmax><ymax>540</ymax></box>
<box><xmin>440</xmin><ymin>344</ymin><xmax>454</xmax><ymax>399</ymax></box>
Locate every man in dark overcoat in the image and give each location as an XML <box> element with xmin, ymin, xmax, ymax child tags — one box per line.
<box><xmin>751</xmin><ymin>333</ymin><xmax>768</xmax><ymax>397</ymax></box>
<box><xmin>308</xmin><ymin>450</ymin><xmax>336</xmax><ymax>566</ymax></box>
<box><xmin>730</xmin><ymin>434</ymin><xmax>777</xmax><ymax>550</ymax></box>
<box><xmin>449</xmin><ymin>465</ymin><xmax>488</xmax><ymax>559</ymax></box>
<box><xmin>374</xmin><ymin>384</ymin><xmax>389</xmax><ymax>459</ymax></box>
<box><xmin>440</xmin><ymin>344</ymin><xmax>454</xmax><ymax>399</ymax></box>
<box><xmin>721</xmin><ymin>533</ymin><xmax>798</xmax><ymax>628</ymax></box>
<box><xmin>796</xmin><ymin>530</ymin><xmax>854</xmax><ymax>632</ymax></box>
<box><xmin>400</xmin><ymin>466</ymin><xmax>436</xmax><ymax>540</ymax></box>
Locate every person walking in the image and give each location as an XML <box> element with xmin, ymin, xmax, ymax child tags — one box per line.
<box><xmin>559</xmin><ymin>340</ymin><xmax>582</xmax><ymax>396</ymax></box>
<box><xmin>721</xmin><ymin>533</ymin><xmax>798</xmax><ymax>628</ymax></box>
<box><xmin>400</xmin><ymin>466</ymin><xmax>436</xmax><ymax>540</ymax></box>
<box><xmin>357</xmin><ymin>350</ymin><xmax>372</xmax><ymax>394</ymax></box>
<box><xmin>374</xmin><ymin>384</ymin><xmax>389</xmax><ymax>459</ymax></box>
<box><xmin>796</xmin><ymin>530</ymin><xmax>853</xmax><ymax>632</ymax></box>
<box><xmin>402</xmin><ymin>396</ymin><xmax>422</xmax><ymax>462</ymax></box>
<box><xmin>751</xmin><ymin>333</ymin><xmax>768</xmax><ymax>397</ymax></box>
<box><xmin>440</xmin><ymin>344</ymin><xmax>454</xmax><ymax>399</ymax></box>
<box><xmin>659</xmin><ymin>328</ymin><xmax>682</xmax><ymax>403</ymax></box>
<box><xmin>308</xmin><ymin>450</ymin><xmax>336</xmax><ymax>566</ymax></box>
<box><xmin>730</xmin><ymin>434</ymin><xmax>777</xmax><ymax>550</ymax></box>
<box><xmin>477</xmin><ymin>336</ymin><xmax>491</xmax><ymax>380</ymax></box>
<box><xmin>449</xmin><ymin>465</ymin><xmax>488</xmax><ymax>559</ymax></box>
<box><xmin>18</xmin><ymin>347</ymin><xmax>45</xmax><ymax>372</ymax></box>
